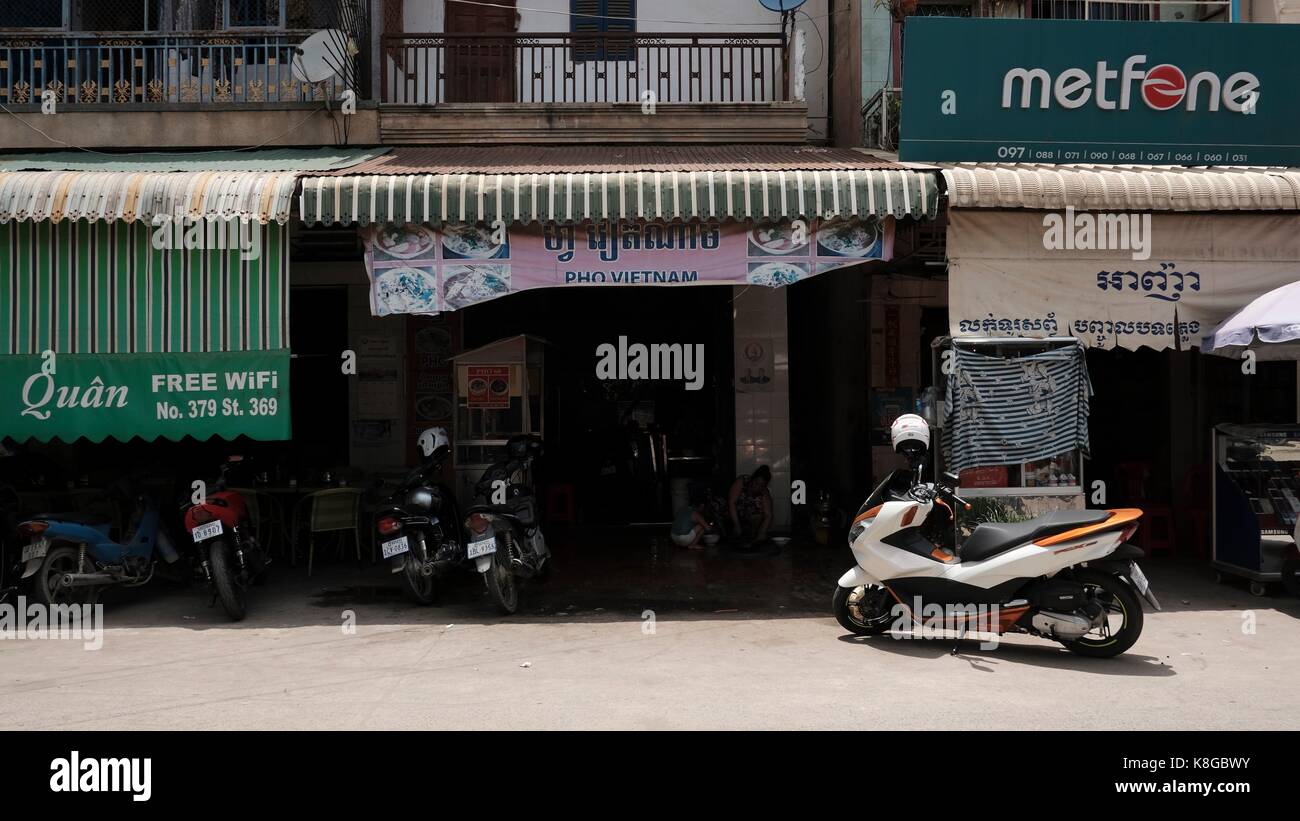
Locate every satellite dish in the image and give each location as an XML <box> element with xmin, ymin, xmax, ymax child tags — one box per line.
<box><xmin>292</xmin><ymin>29</ymin><xmax>353</xmax><ymax>84</ymax></box>
<box><xmin>758</xmin><ymin>0</ymin><xmax>807</xmax><ymax>10</ymax></box>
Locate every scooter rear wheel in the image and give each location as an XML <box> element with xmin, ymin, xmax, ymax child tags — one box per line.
<box><xmin>484</xmin><ymin>547</ymin><xmax>519</xmax><ymax>615</ymax></box>
<box><xmin>209</xmin><ymin>540</ymin><xmax>247</xmax><ymax>622</ymax></box>
<box><xmin>832</xmin><ymin>584</ymin><xmax>892</xmax><ymax>636</ymax></box>
<box><xmin>34</xmin><ymin>546</ymin><xmax>92</xmax><ymax>607</ymax></box>
<box><xmin>1062</xmin><ymin>569</ymin><xmax>1143</xmax><ymax>658</ymax></box>
<box><xmin>400</xmin><ymin>554</ymin><xmax>438</xmax><ymax>605</ymax></box>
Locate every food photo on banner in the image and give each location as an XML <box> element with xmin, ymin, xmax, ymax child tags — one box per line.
<box><xmin>363</xmin><ymin>218</ymin><xmax>892</xmax><ymax>316</ymax></box>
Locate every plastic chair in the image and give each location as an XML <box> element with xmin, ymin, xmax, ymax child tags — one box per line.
<box><xmin>1113</xmin><ymin>462</ymin><xmax>1174</xmax><ymax>557</ymax></box>
<box><xmin>545</xmin><ymin>482</ymin><xmax>577</xmax><ymax>525</ymax></box>
<box><xmin>230</xmin><ymin>488</ymin><xmax>287</xmax><ymax>563</ymax></box>
<box><xmin>299</xmin><ymin>488</ymin><xmax>365</xmax><ymax>577</ymax></box>
<box><xmin>1177</xmin><ymin>463</ymin><xmax>1213</xmax><ymax>558</ymax></box>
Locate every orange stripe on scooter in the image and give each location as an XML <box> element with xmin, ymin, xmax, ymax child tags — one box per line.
<box><xmin>1033</xmin><ymin>509</ymin><xmax>1144</xmax><ymax>547</ymax></box>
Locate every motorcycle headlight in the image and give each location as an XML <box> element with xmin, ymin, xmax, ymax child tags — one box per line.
<box><xmin>405</xmin><ymin>488</ymin><xmax>434</xmax><ymax>510</ymax></box>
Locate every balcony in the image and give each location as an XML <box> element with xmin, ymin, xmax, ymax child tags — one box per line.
<box><xmin>0</xmin><ymin>29</ymin><xmax>379</xmax><ymax>149</ymax></box>
<box><xmin>0</xmin><ymin>31</ymin><xmax>347</xmax><ymax>107</ymax></box>
<box><xmin>378</xmin><ymin>31</ymin><xmax>809</xmax><ymax>145</ymax></box>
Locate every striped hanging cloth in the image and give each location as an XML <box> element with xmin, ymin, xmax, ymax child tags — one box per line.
<box><xmin>942</xmin><ymin>344</ymin><xmax>1091</xmax><ymax>473</ymax></box>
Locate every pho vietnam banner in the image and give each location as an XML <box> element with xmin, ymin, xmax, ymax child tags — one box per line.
<box><xmin>362</xmin><ymin>219</ymin><xmax>893</xmax><ymax>316</ymax></box>
<box><xmin>900</xmin><ymin>18</ymin><xmax>1300</xmax><ymax>165</ymax></box>
<box><xmin>948</xmin><ymin>210</ymin><xmax>1300</xmax><ymax>351</ymax></box>
<box><xmin>1</xmin><ymin>350</ymin><xmax>291</xmax><ymax>443</ymax></box>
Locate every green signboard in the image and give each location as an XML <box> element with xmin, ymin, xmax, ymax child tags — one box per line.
<box><xmin>900</xmin><ymin>19</ymin><xmax>1300</xmax><ymax>165</ymax></box>
<box><xmin>1</xmin><ymin>350</ymin><xmax>291</xmax><ymax>443</ymax></box>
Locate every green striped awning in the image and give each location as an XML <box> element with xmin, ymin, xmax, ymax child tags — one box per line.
<box><xmin>0</xmin><ymin>219</ymin><xmax>287</xmax><ymax>356</ymax></box>
<box><xmin>300</xmin><ymin>168</ymin><xmax>938</xmax><ymax>226</ymax></box>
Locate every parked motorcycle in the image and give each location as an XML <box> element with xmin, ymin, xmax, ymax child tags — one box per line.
<box><xmin>463</xmin><ymin>434</ymin><xmax>550</xmax><ymax>615</ymax></box>
<box><xmin>182</xmin><ymin>457</ymin><xmax>268</xmax><ymax>621</ymax></box>
<box><xmin>832</xmin><ymin>414</ymin><xmax>1160</xmax><ymax>658</ymax></box>
<box><xmin>0</xmin><ymin>485</ymin><xmax>21</xmax><ymax>603</ymax></box>
<box><xmin>19</xmin><ymin>479</ymin><xmax>181</xmax><ymax>607</ymax></box>
<box><xmin>374</xmin><ymin>427</ymin><xmax>464</xmax><ymax>605</ymax></box>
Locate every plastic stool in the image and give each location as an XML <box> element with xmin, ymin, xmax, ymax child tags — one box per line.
<box><xmin>1135</xmin><ymin>507</ymin><xmax>1175</xmax><ymax>557</ymax></box>
<box><xmin>545</xmin><ymin>483</ymin><xmax>577</xmax><ymax>525</ymax></box>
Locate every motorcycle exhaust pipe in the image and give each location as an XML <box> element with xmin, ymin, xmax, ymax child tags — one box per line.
<box><xmin>59</xmin><ymin>571</ymin><xmax>117</xmax><ymax>588</ymax></box>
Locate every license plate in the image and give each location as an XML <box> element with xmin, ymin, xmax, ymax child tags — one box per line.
<box><xmin>21</xmin><ymin>538</ymin><xmax>49</xmax><ymax>563</ymax></box>
<box><xmin>467</xmin><ymin>536</ymin><xmax>497</xmax><ymax>559</ymax></box>
<box><xmin>191</xmin><ymin>520</ymin><xmax>223</xmax><ymax>542</ymax></box>
<box><xmin>1129</xmin><ymin>562</ymin><xmax>1150</xmax><ymax>594</ymax></box>
<box><xmin>381</xmin><ymin>536</ymin><xmax>410</xmax><ymax>559</ymax></box>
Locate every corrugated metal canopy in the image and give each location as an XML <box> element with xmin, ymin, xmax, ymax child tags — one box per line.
<box><xmin>941</xmin><ymin>163</ymin><xmax>1300</xmax><ymax>211</ymax></box>
<box><xmin>301</xmin><ymin>145</ymin><xmax>940</xmax><ymax>225</ymax></box>
<box><xmin>0</xmin><ymin>170</ymin><xmax>299</xmax><ymax>225</ymax></box>
<box><xmin>0</xmin><ymin>148</ymin><xmax>386</xmax><ymax>225</ymax></box>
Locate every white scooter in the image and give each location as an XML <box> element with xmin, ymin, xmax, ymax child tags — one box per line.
<box><xmin>833</xmin><ymin>415</ymin><xmax>1160</xmax><ymax>658</ymax></box>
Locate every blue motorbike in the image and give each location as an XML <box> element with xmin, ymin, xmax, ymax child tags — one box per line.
<box><xmin>18</xmin><ymin>483</ymin><xmax>181</xmax><ymax>606</ymax></box>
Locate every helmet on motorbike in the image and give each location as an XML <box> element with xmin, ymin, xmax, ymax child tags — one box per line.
<box><xmin>890</xmin><ymin>414</ymin><xmax>930</xmax><ymax>463</ymax></box>
<box><xmin>417</xmin><ymin>426</ymin><xmax>451</xmax><ymax>460</ymax></box>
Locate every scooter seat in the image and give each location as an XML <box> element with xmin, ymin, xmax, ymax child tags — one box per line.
<box><xmin>39</xmin><ymin>511</ymin><xmax>114</xmax><ymax>527</ymax></box>
<box><xmin>961</xmin><ymin>510</ymin><xmax>1111</xmax><ymax>563</ymax></box>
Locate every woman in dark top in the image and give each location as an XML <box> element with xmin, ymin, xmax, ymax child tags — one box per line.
<box><xmin>728</xmin><ymin>465</ymin><xmax>773</xmax><ymax>543</ymax></box>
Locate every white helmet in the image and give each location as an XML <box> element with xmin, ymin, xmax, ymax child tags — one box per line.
<box><xmin>890</xmin><ymin>413</ymin><xmax>930</xmax><ymax>459</ymax></box>
<box><xmin>417</xmin><ymin>426</ymin><xmax>450</xmax><ymax>459</ymax></box>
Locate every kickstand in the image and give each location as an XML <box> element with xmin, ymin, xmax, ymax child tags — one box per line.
<box><xmin>951</xmin><ymin>621</ymin><xmax>968</xmax><ymax>655</ymax></box>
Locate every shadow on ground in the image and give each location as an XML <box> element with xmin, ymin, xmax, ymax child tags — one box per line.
<box><xmin>8</xmin><ymin>525</ymin><xmax>1298</xmax><ymax>631</ymax></box>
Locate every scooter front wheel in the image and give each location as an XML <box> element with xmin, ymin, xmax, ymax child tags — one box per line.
<box><xmin>832</xmin><ymin>584</ymin><xmax>892</xmax><ymax>636</ymax></box>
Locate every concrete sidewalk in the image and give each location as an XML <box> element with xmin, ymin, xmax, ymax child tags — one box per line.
<box><xmin>1</xmin><ymin>558</ymin><xmax>1297</xmax><ymax>730</ymax></box>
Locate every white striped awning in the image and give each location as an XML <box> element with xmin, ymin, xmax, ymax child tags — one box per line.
<box><xmin>0</xmin><ymin>170</ymin><xmax>300</xmax><ymax>224</ymax></box>
<box><xmin>941</xmin><ymin>163</ymin><xmax>1300</xmax><ymax>211</ymax></box>
<box><xmin>300</xmin><ymin>168</ymin><xmax>939</xmax><ymax>226</ymax></box>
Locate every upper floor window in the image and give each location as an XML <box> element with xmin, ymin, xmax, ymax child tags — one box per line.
<box><xmin>571</xmin><ymin>0</ymin><xmax>636</xmax><ymax>61</ymax></box>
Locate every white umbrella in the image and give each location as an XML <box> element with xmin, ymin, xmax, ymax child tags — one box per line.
<box><xmin>1202</xmin><ymin>279</ymin><xmax>1300</xmax><ymax>361</ymax></box>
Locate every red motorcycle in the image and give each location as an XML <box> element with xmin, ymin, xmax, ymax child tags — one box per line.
<box><xmin>183</xmin><ymin>457</ymin><xmax>268</xmax><ymax>620</ymax></box>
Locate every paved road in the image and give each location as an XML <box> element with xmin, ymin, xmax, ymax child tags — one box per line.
<box><xmin>2</xmin><ymin>560</ymin><xmax>1297</xmax><ymax>730</ymax></box>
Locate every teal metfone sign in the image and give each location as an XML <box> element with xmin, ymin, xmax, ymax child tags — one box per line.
<box><xmin>899</xmin><ymin>19</ymin><xmax>1300</xmax><ymax>165</ymax></box>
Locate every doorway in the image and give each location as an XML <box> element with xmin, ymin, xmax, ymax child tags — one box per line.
<box><xmin>445</xmin><ymin>0</ymin><xmax>517</xmax><ymax>103</ymax></box>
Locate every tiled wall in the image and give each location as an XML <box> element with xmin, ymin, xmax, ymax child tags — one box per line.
<box><xmin>733</xmin><ymin>286</ymin><xmax>791</xmax><ymax>529</ymax></box>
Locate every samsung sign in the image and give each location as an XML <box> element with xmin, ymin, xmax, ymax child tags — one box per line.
<box><xmin>900</xmin><ymin>19</ymin><xmax>1297</xmax><ymax>165</ymax></box>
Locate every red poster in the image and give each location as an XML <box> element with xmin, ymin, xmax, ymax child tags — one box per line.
<box><xmin>960</xmin><ymin>466</ymin><xmax>1010</xmax><ymax>489</ymax></box>
<box><xmin>467</xmin><ymin>366</ymin><xmax>511</xmax><ymax>409</ymax></box>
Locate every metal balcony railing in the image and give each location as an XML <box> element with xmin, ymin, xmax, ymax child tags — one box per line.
<box><xmin>863</xmin><ymin>85</ymin><xmax>900</xmax><ymax>152</ymax></box>
<box><xmin>0</xmin><ymin>30</ymin><xmax>344</xmax><ymax>107</ymax></box>
<box><xmin>1024</xmin><ymin>0</ymin><xmax>1231</xmax><ymax>21</ymax></box>
<box><xmin>381</xmin><ymin>32</ymin><xmax>793</xmax><ymax>105</ymax></box>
